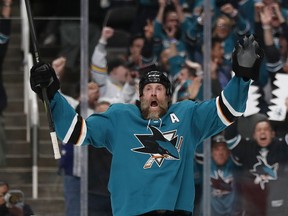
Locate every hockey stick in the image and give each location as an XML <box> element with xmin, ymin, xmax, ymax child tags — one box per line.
<box><xmin>24</xmin><ymin>0</ymin><xmax>61</xmax><ymax>159</ymax></box>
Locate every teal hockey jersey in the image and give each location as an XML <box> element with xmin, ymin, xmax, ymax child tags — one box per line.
<box><xmin>50</xmin><ymin>76</ymin><xmax>250</xmax><ymax>216</ymax></box>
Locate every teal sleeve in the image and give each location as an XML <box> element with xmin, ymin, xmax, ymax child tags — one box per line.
<box><xmin>50</xmin><ymin>92</ymin><xmax>79</xmax><ymax>141</ymax></box>
<box><xmin>51</xmin><ymin>92</ymin><xmax>113</xmax><ymax>150</ymax></box>
<box><xmin>191</xmin><ymin>76</ymin><xmax>250</xmax><ymax>142</ymax></box>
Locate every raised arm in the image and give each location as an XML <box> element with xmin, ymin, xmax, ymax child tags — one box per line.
<box><xmin>90</xmin><ymin>27</ymin><xmax>114</xmax><ymax>90</ymax></box>
<box><xmin>192</xmin><ymin>35</ymin><xmax>264</xmax><ymax>141</ymax></box>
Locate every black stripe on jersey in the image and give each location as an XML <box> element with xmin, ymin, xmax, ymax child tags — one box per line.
<box><xmin>219</xmin><ymin>95</ymin><xmax>236</xmax><ymax>123</ymax></box>
<box><xmin>67</xmin><ymin>115</ymin><xmax>83</xmax><ymax>144</ymax></box>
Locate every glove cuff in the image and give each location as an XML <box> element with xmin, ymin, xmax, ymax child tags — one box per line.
<box><xmin>232</xmin><ymin>58</ymin><xmax>261</xmax><ymax>81</ymax></box>
<box><xmin>233</xmin><ymin>65</ymin><xmax>256</xmax><ymax>80</ymax></box>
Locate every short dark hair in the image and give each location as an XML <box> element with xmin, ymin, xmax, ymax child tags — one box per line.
<box><xmin>129</xmin><ymin>33</ymin><xmax>144</xmax><ymax>47</ymax></box>
<box><xmin>0</xmin><ymin>181</ymin><xmax>9</xmax><ymax>188</ymax></box>
<box><xmin>253</xmin><ymin>119</ymin><xmax>273</xmax><ymax>133</ymax></box>
<box><xmin>107</xmin><ymin>57</ymin><xmax>128</xmax><ymax>74</ymax></box>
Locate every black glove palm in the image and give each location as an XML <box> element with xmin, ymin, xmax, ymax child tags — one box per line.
<box><xmin>232</xmin><ymin>34</ymin><xmax>264</xmax><ymax>81</ymax></box>
<box><xmin>30</xmin><ymin>62</ymin><xmax>60</xmax><ymax>101</ymax></box>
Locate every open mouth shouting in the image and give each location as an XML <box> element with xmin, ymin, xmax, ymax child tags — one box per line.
<box><xmin>150</xmin><ymin>100</ymin><xmax>159</xmax><ymax>109</ymax></box>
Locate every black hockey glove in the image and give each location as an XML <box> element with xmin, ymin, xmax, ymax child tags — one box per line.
<box><xmin>232</xmin><ymin>34</ymin><xmax>264</xmax><ymax>81</ymax></box>
<box><xmin>30</xmin><ymin>62</ymin><xmax>60</xmax><ymax>101</ymax></box>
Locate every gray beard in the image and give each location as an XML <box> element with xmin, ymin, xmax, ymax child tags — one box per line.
<box><xmin>140</xmin><ymin>102</ymin><xmax>168</xmax><ymax>120</ymax></box>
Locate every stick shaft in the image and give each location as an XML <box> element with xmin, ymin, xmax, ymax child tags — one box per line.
<box><xmin>24</xmin><ymin>0</ymin><xmax>40</xmax><ymax>63</ymax></box>
<box><xmin>24</xmin><ymin>0</ymin><xmax>60</xmax><ymax>159</ymax></box>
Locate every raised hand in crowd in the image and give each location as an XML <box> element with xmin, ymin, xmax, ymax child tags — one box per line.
<box><xmin>52</xmin><ymin>56</ymin><xmax>67</xmax><ymax>80</ymax></box>
<box><xmin>220</xmin><ymin>3</ymin><xmax>238</xmax><ymax>18</ymax></box>
<box><xmin>101</xmin><ymin>26</ymin><xmax>114</xmax><ymax>42</ymax></box>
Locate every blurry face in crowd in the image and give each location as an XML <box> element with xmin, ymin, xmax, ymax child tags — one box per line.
<box><xmin>140</xmin><ymin>83</ymin><xmax>170</xmax><ymax>120</ymax></box>
<box><xmin>0</xmin><ymin>184</ymin><xmax>8</xmax><ymax>205</ymax></box>
<box><xmin>211</xmin><ymin>42</ymin><xmax>224</xmax><ymax>64</ymax></box>
<box><xmin>164</xmin><ymin>11</ymin><xmax>179</xmax><ymax>30</ymax></box>
<box><xmin>270</xmin><ymin>9</ymin><xmax>281</xmax><ymax>28</ymax></box>
<box><xmin>253</xmin><ymin>121</ymin><xmax>275</xmax><ymax>147</ymax></box>
<box><xmin>177</xmin><ymin>68</ymin><xmax>189</xmax><ymax>84</ymax></box>
<box><xmin>112</xmin><ymin>66</ymin><xmax>129</xmax><ymax>85</ymax></box>
<box><xmin>212</xmin><ymin>143</ymin><xmax>230</xmax><ymax>166</ymax></box>
<box><xmin>130</xmin><ymin>38</ymin><xmax>144</xmax><ymax>60</ymax></box>
<box><xmin>159</xmin><ymin>49</ymin><xmax>170</xmax><ymax>70</ymax></box>
<box><xmin>213</xmin><ymin>17</ymin><xmax>231</xmax><ymax>39</ymax></box>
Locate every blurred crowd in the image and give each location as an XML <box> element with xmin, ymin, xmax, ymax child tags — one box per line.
<box><xmin>1</xmin><ymin>0</ymin><xmax>288</xmax><ymax>215</ymax></box>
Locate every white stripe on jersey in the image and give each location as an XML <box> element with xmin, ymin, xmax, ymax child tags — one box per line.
<box><xmin>221</xmin><ymin>91</ymin><xmax>243</xmax><ymax>117</ymax></box>
<box><xmin>63</xmin><ymin>114</ymin><xmax>79</xmax><ymax>143</ymax></box>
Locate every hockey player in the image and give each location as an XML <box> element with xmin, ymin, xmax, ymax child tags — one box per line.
<box><xmin>29</xmin><ymin>35</ymin><xmax>263</xmax><ymax>216</ymax></box>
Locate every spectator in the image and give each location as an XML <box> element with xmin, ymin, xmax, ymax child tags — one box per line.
<box><xmin>121</xmin><ymin>65</ymin><xmax>141</xmax><ymax>105</ymax></box>
<box><xmin>255</xmin><ymin>1</ymin><xmax>288</xmax><ymax>75</ymax></box>
<box><xmin>189</xmin><ymin>2</ymin><xmax>250</xmax><ymax>65</ymax></box>
<box><xmin>254</xmin><ymin>0</ymin><xmax>288</xmax><ymax>60</ymax></box>
<box><xmin>0</xmin><ymin>181</ymin><xmax>34</xmax><ymax>216</ymax></box>
<box><xmin>210</xmin><ymin>37</ymin><xmax>232</xmax><ymax>97</ymax></box>
<box><xmin>127</xmin><ymin>20</ymin><xmax>157</xmax><ymax>70</ymax></box>
<box><xmin>195</xmin><ymin>134</ymin><xmax>243</xmax><ymax>216</ymax></box>
<box><xmin>211</xmin><ymin>11</ymin><xmax>249</xmax><ymax>62</ymax></box>
<box><xmin>255</xmin><ymin>3</ymin><xmax>288</xmax><ymax>136</ymax></box>
<box><xmin>130</xmin><ymin>0</ymin><xmax>159</xmax><ymax>35</ymax></box>
<box><xmin>127</xmin><ymin>34</ymin><xmax>146</xmax><ymax>68</ymax></box>
<box><xmin>153</xmin><ymin>0</ymin><xmax>189</xmax><ymax>70</ymax></box>
<box><xmin>225</xmin><ymin>116</ymin><xmax>288</xmax><ymax>216</ymax></box>
<box><xmin>90</xmin><ymin>27</ymin><xmax>130</xmax><ymax>104</ymax></box>
<box><xmin>171</xmin><ymin>60</ymin><xmax>202</xmax><ymax>103</ymax></box>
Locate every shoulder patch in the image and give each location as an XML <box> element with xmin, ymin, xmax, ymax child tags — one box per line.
<box><xmin>170</xmin><ymin>113</ymin><xmax>180</xmax><ymax>123</ymax></box>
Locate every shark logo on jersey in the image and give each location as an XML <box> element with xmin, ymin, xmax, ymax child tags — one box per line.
<box><xmin>131</xmin><ymin>125</ymin><xmax>183</xmax><ymax>169</ymax></box>
<box><xmin>250</xmin><ymin>155</ymin><xmax>279</xmax><ymax>190</ymax></box>
<box><xmin>211</xmin><ymin>170</ymin><xmax>233</xmax><ymax>197</ymax></box>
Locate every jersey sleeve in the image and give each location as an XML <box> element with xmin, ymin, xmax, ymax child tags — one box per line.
<box><xmin>216</xmin><ymin>76</ymin><xmax>250</xmax><ymax>125</ymax></box>
<box><xmin>192</xmin><ymin>76</ymin><xmax>250</xmax><ymax>142</ymax></box>
<box><xmin>50</xmin><ymin>92</ymin><xmax>113</xmax><ymax>150</ymax></box>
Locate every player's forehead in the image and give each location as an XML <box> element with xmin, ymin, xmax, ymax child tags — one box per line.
<box><xmin>143</xmin><ymin>83</ymin><xmax>165</xmax><ymax>89</ymax></box>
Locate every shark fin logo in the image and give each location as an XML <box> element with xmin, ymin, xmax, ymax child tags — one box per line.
<box><xmin>250</xmin><ymin>155</ymin><xmax>278</xmax><ymax>190</ymax></box>
<box><xmin>211</xmin><ymin>170</ymin><xmax>233</xmax><ymax>197</ymax></box>
<box><xmin>131</xmin><ymin>125</ymin><xmax>183</xmax><ymax>169</ymax></box>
